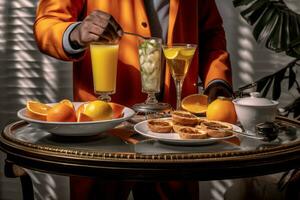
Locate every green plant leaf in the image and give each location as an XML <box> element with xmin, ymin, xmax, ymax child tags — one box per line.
<box><xmin>272</xmin><ymin>69</ymin><xmax>286</xmax><ymax>100</ymax></box>
<box><xmin>261</xmin><ymin>77</ymin><xmax>273</xmax><ymax>97</ymax></box>
<box><xmin>286</xmin><ymin>48</ymin><xmax>300</xmax><ymax>58</ymax></box>
<box><xmin>283</xmin><ymin>12</ymin><xmax>291</xmax><ymax>48</ymax></box>
<box><xmin>247</xmin><ymin>5</ymin><xmax>269</xmax><ymax>25</ymax></box>
<box><xmin>233</xmin><ymin>0</ymin><xmax>300</xmax><ymax>57</ymax></box>
<box><xmin>256</xmin><ymin>77</ymin><xmax>270</xmax><ymax>92</ymax></box>
<box><xmin>288</xmin><ymin>67</ymin><xmax>296</xmax><ymax>89</ymax></box>
<box><xmin>253</xmin><ymin>6</ymin><xmax>277</xmax><ymax>42</ymax></box>
<box><xmin>266</xmin><ymin>13</ymin><xmax>284</xmax><ymax>52</ymax></box>
<box><xmin>240</xmin><ymin>0</ymin><xmax>269</xmax><ymax>25</ymax></box>
<box><xmin>233</xmin><ymin>0</ymin><xmax>256</xmax><ymax>7</ymax></box>
<box><xmin>290</xmin><ymin>97</ymin><xmax>300</xmax><ymax>118</ymax></box>
<box><xmin>289</xmin><ymin>14</ymin><xmax>300</xmax><ymax>41</ymax></box>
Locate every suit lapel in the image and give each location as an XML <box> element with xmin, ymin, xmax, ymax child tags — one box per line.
<box><xmin>167</xmin><ymin>0</ymin><xmax>180</xmax><ymax>44</ymax></box>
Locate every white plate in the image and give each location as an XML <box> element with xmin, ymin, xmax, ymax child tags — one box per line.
<box><xmin>134</xmin><ymin>118</ymin><xmax>242</xmax><ymax>145</ymax></box>
<box><xmin>17</xmin><ymin>102</ymin><xmax>135</xmax><ymax>136</ymax></box>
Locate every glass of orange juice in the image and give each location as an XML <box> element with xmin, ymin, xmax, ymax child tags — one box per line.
<box><xmin>90</xmin><ymin>42</ymin><xmax>119</xmax><ymax>102</ymax></box>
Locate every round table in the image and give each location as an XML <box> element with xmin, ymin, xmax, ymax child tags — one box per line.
<box><xmin>1</xmin><ymin>116</ymin><xmax>299</xmax><ymax>181</ymax></box>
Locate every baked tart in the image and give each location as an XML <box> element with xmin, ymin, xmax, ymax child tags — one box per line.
<box><xmin>172</xmin><ymin>122</ymin><xmax>191</xmax><ymax>134</ymax></box>
<box><xmin>147</xmin><ymin>119</ymin><xmax>173</xmax><ymax>133</ymax></box>
<box><xmin>177</xmin><ymin>127</ymin><xmax>208</xmax><ymax>139</ymax></box>
<box><xmin>197</xmin><ymin>120</ymin><xmax>233</xmax><ymax>138</ymax></box>
<box><xmin>171</xmin><ymin>111</ymin><xmax>199</xmax><ymax>126</ymax></box>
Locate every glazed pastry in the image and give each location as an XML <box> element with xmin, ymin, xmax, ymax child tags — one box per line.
<box><xmin>177</xmin><ymin>127</ymin><xmax>208</xmax><ymax>139</ymax></box>
<box><xmin>171</xmin><ymin>111</ymin><xmax>199</xmax><ymax>126</ymax></box>
<box><xmin>197</xmin><ymin>120</ymin><xmax>233</xmax><ymax>138</ymax></box>
<box><xmin>147</xmin><ymin>119</ymin><xmax>173</xmax><ymax>133</ymax></box>
<box><xmin>172</xmin><ymin>122</ymin><xmax>191</xmax><ymax>133</ymax></box>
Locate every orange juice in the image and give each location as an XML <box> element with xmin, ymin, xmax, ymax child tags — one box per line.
<box><xmin>90</xmin><ymin>43</ymin><xmax>119</xmax><ymax>94</ymax></box>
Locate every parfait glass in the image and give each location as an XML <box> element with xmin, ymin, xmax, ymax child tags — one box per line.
<box><xmin>162</xmin><ymin>44</ymin><xmax>197</xmax><ymax>110</ymax></box>
<box><xmin>90</xmin><ymin>42</ymin><xmax>119</xmax><ymax>102</ymax></box>
<box><xmin>133</xmin><ymin>37</ymin><xmax>171</xmax><ymax>113</ymax></box>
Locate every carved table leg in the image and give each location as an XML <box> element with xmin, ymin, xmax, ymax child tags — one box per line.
<box><xmin>5</xmin><ymin>159</ymin><xmax>34</xmax><ymax>200</ymax></box>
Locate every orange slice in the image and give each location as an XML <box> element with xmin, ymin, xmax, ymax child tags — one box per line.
<box><xmin>47</xmin><ymin>103</ymin><xmax>77</xmax><ymax>122</ymax></box>
<box><xmin>181</xmin><ymin>94</ymin><xmax>208</xmax><ymax>114</ymax></box>
<box><xmin>77</xmin><ymin>112</ymin><xmax>93</xmax><ymax>122</ymax></box>
<box><xmin>76</xmin><ymin>103</ymin><xmax>88</xmax><ymax>119</ymax></box>
<box><xmin>109</xmin><ymin>102</ymin><xmax>125</xmax><ymax>118</ymax></box>
<box><xmin>60</xmin><ymin>99</ymin><xmax>75</xmax><ymax>110</ymax></box>
<box><xmin>26</xmin><ymin>100</ymin><xmax>52</xmax><ymax>121</ymax></box>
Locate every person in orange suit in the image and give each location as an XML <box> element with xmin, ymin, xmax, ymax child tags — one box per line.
<box><xmin>34</xmin><ymin>0</ymin><xmax>233</xmax><ymax>199</ymax></box>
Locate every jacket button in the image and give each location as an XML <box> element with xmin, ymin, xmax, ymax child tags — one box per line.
<box><xmin>141</xmin><ymin>22</ymin><xmax>147</xmax><ymax>28</ymax></box>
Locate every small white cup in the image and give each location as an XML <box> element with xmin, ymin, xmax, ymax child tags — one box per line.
<box><xmin>232</xmin><ymin>92</ymin><xmax>278</xmax><ymax>134</ymax></box>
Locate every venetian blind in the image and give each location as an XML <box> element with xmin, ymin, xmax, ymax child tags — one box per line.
<box><xmin>0</xmin><ymin>1</ymin><xmax>72</xmax><ymax>199</ymax></box>
<box><xmin>0</xmin><ymin>0</ymin><xmax>73</xmax><ymax>130</ymax></box>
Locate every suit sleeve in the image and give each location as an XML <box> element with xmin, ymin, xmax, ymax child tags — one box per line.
<box><xmin>34</xmin><ymin>0</ymin><xmax>85</xmax><ymax>61</ymax></box>
<box><xmin>198</xmin><ymin>0</ymin><xmax>232</xmax><ymax>89</ymax></box>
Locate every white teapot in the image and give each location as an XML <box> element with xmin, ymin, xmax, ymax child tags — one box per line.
<box><xmin>232</xmin><ymin>92</ymin><xmax>279</xmax><ymax>134</ymax></box>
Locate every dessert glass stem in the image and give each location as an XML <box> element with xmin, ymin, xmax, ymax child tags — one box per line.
<box><xmin>145</xmin><ymin>92</ymin><xmax>158</xmax><ymax>104</ymax></box>
<box><xmin>174</xmin><ymin>79</ymin><xmax>183</xmax><ymax>110</ymax></box>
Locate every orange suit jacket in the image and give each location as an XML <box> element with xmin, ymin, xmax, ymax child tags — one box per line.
<box><xmin>34</xmin><ymin>0</ymin><xmax>232</xmax><ymax>107</ymax></box>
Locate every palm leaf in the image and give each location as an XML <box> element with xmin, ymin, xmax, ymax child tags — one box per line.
<box><xmin>256</xmin><ymin>76</ymin><xmax>271</xmax><ymax>92</ymax></box>
<box><xmin>261</xmin><ymin>77</ymin><xmax>273</xmax><ymax>97</ymax></box>
<box><xmin>233</xmin><ymin>0</ymin><xmax>256</xmax><ymax>7</ymax></box>
<box><xmin>233</xmin><ymin>0</ymin><xmax>300</xmax><ymax>58</ymax></box>
<box><xmin>253</xmin><ymin>6</ymin><xmax>277</xmax><ymax>43</ymax></box>
<box><xmin>240</xmin><ymin>0</ymin><xmax>269</xmax><ymax>25</ymax></box>
<box><xmin>272</xmin><ymin>68</ymin><xmax>286</xmax><ymax>100</ymax></box>
<box><xmin>288</xmin><ymin>67</ymin><xmax>296</xmax><ymax>89</ymax></box>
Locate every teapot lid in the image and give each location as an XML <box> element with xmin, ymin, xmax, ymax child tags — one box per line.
<box><xmin>235</xmin><ymin>92</ymin><xmax>275</xmax><ymax>106</ymax></box>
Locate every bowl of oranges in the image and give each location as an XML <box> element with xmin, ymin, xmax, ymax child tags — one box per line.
<box><xmin>17</xmin><ymin>99</ymin><xmax>135</xmax><ymax>136</ymax></box>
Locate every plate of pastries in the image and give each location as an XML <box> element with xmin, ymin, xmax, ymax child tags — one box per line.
<box><xmin>134</xmin><ymin>110</ymin><xmax>242</xmax><ymax>145</ymax></box>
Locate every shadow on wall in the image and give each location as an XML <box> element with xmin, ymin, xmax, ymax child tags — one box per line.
<box><xmin>0</xmin><ymin>0</ymin><xmax>72</xmax><ymax>199</ymax></box>
<box><xmin>0</xmin><ymin>0</ymin><xmax>73</xmax><ymax>130</ymax></box>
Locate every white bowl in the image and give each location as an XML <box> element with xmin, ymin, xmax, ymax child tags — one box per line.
<box><xmin>232</xmin><ymin>92</ymin><xmax>278</xmax><ymax>134</ymax></box>
<box><xmin>17</xmin><ymin>102</ymin><xmax>135</xmax><ymax>136</ymax></box>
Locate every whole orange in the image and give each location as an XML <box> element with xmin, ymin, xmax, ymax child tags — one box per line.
<box><xmin>47</xmin><ymin>103</ymin><xmax>77</xmax><ymax>122</ymax></box>
<box><xmin>83</xmin><ymin>100</ymin><xmax>113</xmax><ymax>121</ymax></box>
<box><xmin>206</xmin><ymin>97</ymin><xmax>237</xmax><ymax>124</ymax></box>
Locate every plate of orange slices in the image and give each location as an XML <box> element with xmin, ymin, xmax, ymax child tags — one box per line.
<box><xmin>17</xmin><ymin>100</ymin><xmax>135</xmax><ymax>136</ymax></box>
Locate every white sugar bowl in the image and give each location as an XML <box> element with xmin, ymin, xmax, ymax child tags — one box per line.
<box><xmin>232</xmin><ymin>92</ymin><xmax>279</xmax><ymax>134</ymax></box>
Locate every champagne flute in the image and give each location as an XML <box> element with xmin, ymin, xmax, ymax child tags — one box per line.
<box><xmin>90</xmin><ymin>42</ymin><xmax>119</xmax><ymax>102</ymax></box>
<box><xmin>162</xmin><ymin>44</ymin><xmax>197</xmax><ymax>110</ymax></box>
